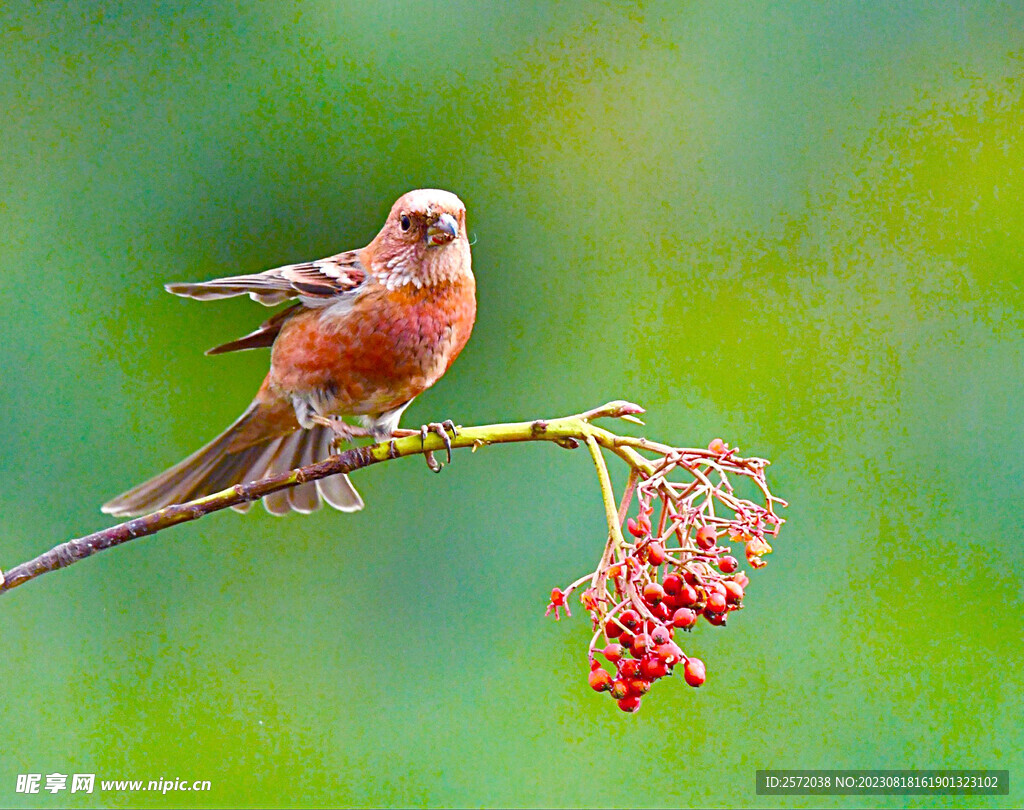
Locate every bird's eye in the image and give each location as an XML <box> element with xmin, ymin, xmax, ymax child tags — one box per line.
<box><xmin>400</xmin><ymin>214</ymin><xmax>411</xmax><ymax>231</ymax></box>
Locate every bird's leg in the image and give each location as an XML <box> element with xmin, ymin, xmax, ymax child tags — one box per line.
<box><xmin>308</xmin><ymin>414</ymin><xmax>372</xmax><ymax>453</ymax></box>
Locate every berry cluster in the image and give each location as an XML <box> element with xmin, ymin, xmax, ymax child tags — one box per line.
<box><xmin>546</xmin><ymin>437</ymin><xmax>785</xmax><ymax>713</ymax></box>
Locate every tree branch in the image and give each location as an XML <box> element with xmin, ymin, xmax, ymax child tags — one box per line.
<box><xmin>2</xmin><ymin>399</ymin><xmax>790</xmax><ymax>713</ymax></box>
<box><xmin>0</xmin><ymin>401</ymin><xmax>650</xmax><ymax>596</ymax></box>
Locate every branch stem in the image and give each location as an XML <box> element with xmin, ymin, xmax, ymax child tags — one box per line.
<box><xmin>0</xmin><ymin>402</ymin><xmax>645</xmax><ymax>596</ymax></box>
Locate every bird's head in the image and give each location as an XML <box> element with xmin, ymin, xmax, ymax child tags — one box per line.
<box><xmin>371</xmin><ymin>189</ymin><xmax>472</xmax><ymax>288</ymax></box>
<box><xmin>387</xmin><ymin>188</ymin><xmax>466</xmax><ymax>247</ymax></box>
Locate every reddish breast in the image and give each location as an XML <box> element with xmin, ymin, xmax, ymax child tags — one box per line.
<box><xmin>270</xmin><ymin>276</ymin><xmax>476</xmax><ymax>415</ymax></box>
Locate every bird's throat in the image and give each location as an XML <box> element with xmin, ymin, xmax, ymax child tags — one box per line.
<box><xmin>375</xmin><ymin>240</ymin><xmax>472</xmax><ymax>291</ymax></box>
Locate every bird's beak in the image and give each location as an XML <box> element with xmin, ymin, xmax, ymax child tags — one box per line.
<box><xmin>426</xmin><ymin>212</ymin><xmax>459</xmax><ymax>246</ymax></box>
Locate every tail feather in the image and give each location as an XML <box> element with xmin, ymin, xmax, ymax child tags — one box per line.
<box><xmin>314</xmin><ymin>429</ymin><xmax>364</xmax><ymax>512</ymax></box>
<box><xmin>102</xmin><ymin>404</ymin><xmax>365</xmax><ymax>517</ymax></box>
<box><xmin>287</xmin><ymin>429</ymin><xmax>322</xmax><ymax>514</ymax></box>
<box><xmin>196</xmin><ymin>444</ymin><xmax>257</xmax><ymax>498</ymax></box>
<box><xmin>103</xmin><ymin>426</ymin><xmax>237</xmax><ymax>514</ymax></box>
<box><xmin>263</xmin><ymin>432</ymin><xmax>304</xmax><ymax>516</ymax></box>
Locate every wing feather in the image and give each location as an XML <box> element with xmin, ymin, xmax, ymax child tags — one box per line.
<box><xmin>171</xmin><ymin>251</ymin><xmax>367</xmax><ymax>355</ymax></box>
<box><xmin>166</xmin><ymin>251</ymin><xmax>367</xmax><ymax>307</ymax></box>
<box><xmin>205</xmin><ymin>303</ymin><xmax>303</xmax><ymax>355</ymax></box>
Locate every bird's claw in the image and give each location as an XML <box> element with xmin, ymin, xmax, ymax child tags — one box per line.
<box><xmin>387</xmin><ymin>439</ymin><xmax>400</xmax><ymax>460</ymax></box>
<box><xmin>419</xmin><ymin>420</ymin><xmax>458</xmax><ymax>472</ymax></box>
<box><xmin>424</xmin><ymin>450</ymin><xmax>443</xmax><ymax>473</ymax></box>
<box><xmin>440</xmin><ymin>419</ymin><xmax>459</xmax><ymax>444</ymax></box>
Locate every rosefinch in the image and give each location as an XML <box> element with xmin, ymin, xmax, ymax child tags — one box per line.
<box><xmin>103</xmin><ymin>188</ymin><xmax>475</xmax><ymax>517</ymax></box>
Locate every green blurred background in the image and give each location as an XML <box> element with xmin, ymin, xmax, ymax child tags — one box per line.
<box><xmin>1</xmin><ymin>1</ymin><xmax>1021</xmax><ymax>808</ymax></box>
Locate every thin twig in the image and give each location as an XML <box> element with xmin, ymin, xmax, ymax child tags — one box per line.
<box><xmin>584</xmin><ymin>435</ymin><xmax>629</xmax><ymax>558</ymax></box>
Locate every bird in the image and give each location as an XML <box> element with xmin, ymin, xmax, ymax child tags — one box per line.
<box><xmin>102</xmin><ymin>188</ymin><xmax>476</xmax><ymax>517</ymax></box>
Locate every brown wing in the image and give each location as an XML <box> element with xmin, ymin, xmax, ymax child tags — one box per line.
<box><xmin>205</xmin><ymin>302</ymin><xmax>302</xmax><ymax>355</ymax></box>
<box><xmin>165</xmin><ymin>250</ymin><xmax>367</xmax><ymax>306</ymax></box>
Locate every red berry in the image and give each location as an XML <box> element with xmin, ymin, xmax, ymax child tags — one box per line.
<box><xmin>610</xmin><ymin>679</ymin><xmax>630</xmax><ymax>700</ymax></box>
<box><xmin>707</xmin><ymin>592</ymin><xmax>727</xmax><ymax>613</ymax></box>
<box><xmin>603</xmin><ymin>643</ymin><xmax>624</xmax><ymax>663</ymax></box>
<box><xmin>652</xmin><ymin>601</ymin><xmax>672</xmax><ymax>622</ymax></box>
<box><xmin>618</xmin><ymin>660</ymin><xmax>641</xmax><ymax>679</ymax></box>
<box><xmin>708</xmin><ymin>438</ymin><xmax>726</xmax><ymax>454</ymax></box>
<box><xmin>647</xmin><ymin>542</ymin><xmax>667</xmax><ymax>565</ymax></box>
<box><xmin>643</xmin><ymin>582</ymin><xmax>665</xmax><ymax>606</ymax></box>
<box><xmin>678</xmin><ymin>584</ymin><xmax>699</xmax><ymax>606</ymax></box>
<box><xmin>650</xmin><ymin>625</ymin><xmax>671</xmax><ymax>646</ymax></box>
<box><xmin>662</xmin><ymin>574</ymin><xmax>682</xmax><ymax>595</ymax></box>
<box><xmin>708</xmin><ymin>581</ymin><xmax>727</xmax><ymax>598</ymax></box>
<box><xmin>719</xmin><ymin>555</ymin><xmax>738</xmax><ymax>573</ymax></box>
<box><xmin>672</xmin><ymin>608</ymin><xmax>697</xmax><ymax>629</ymax></box>
<box><xmin>628</xmin><ymin>678</ymin><xmax>652</xmax><ymax>696</ymax></box>
<box><xmin>604</xmin><ymin>618</ymin><xmax>623</xmax><ymax>639</ymax></box>
<box><xmin>617</xmin><ymin>695</ymin><xmax>642</xmax><ymax>713</ymax></box>
<box><xmin>695</xmin><ymin>526</ymin><xmax>717</xmax><ymax>550</ymax></box>
<box><xmin>589</xmin><ymin>668</ymin><xmax>613</xmax><ymax>692</ymax></box>
<box><xmin>620</xmin><ymin>610</ymin><xmax>640</xmax><ymax>630</ymax></box>
<box><xmin>550</xmin><ymin>588</ymin><xmax>566</xmax><ymax>605</ymax></box>
<box><xmin>656</xmin><ymin>641</ymin><xmax>683</xmax><ymax>665</ymax></box>
<box><xmin>626</xmin><ymin>516</ymin><xmax>651</xmax><ymax>538</ymax></box>
<box><xmin>631</xmin><ymin>633</ymin><xmax>653</xmax><ymax>657</ymax></box>
<box><xmin>682</xmin><ymin>569</ymin><xmax>700</xmax><ymax>585</ymax></box>
<box><xmin>734</xmin><ymin>572</ymin><xmax>750</xmax><ymax>588</ymax></box>
<box><xmin>684</xmin><ymin>657</ymin><xmax>706</xmax><ymax>687</ymax></box>
<box><xmin>704</xmin><ymin>608</ymin><xmax>728</xmax><ymax>626</ymax></box>
<box><xmin>619</xmin><ymin>630</ymin><xmax>635</xmax><ymax>650</ymax></box>
<box><xmin>724</xmin><ymin>581</ymin><xmax>744</xmax><ymax>603</ymax></box>
<box><xmin>640</xmin><ymin>655</ymin><xmax>669</xmax><ymax>680</ymax></box>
